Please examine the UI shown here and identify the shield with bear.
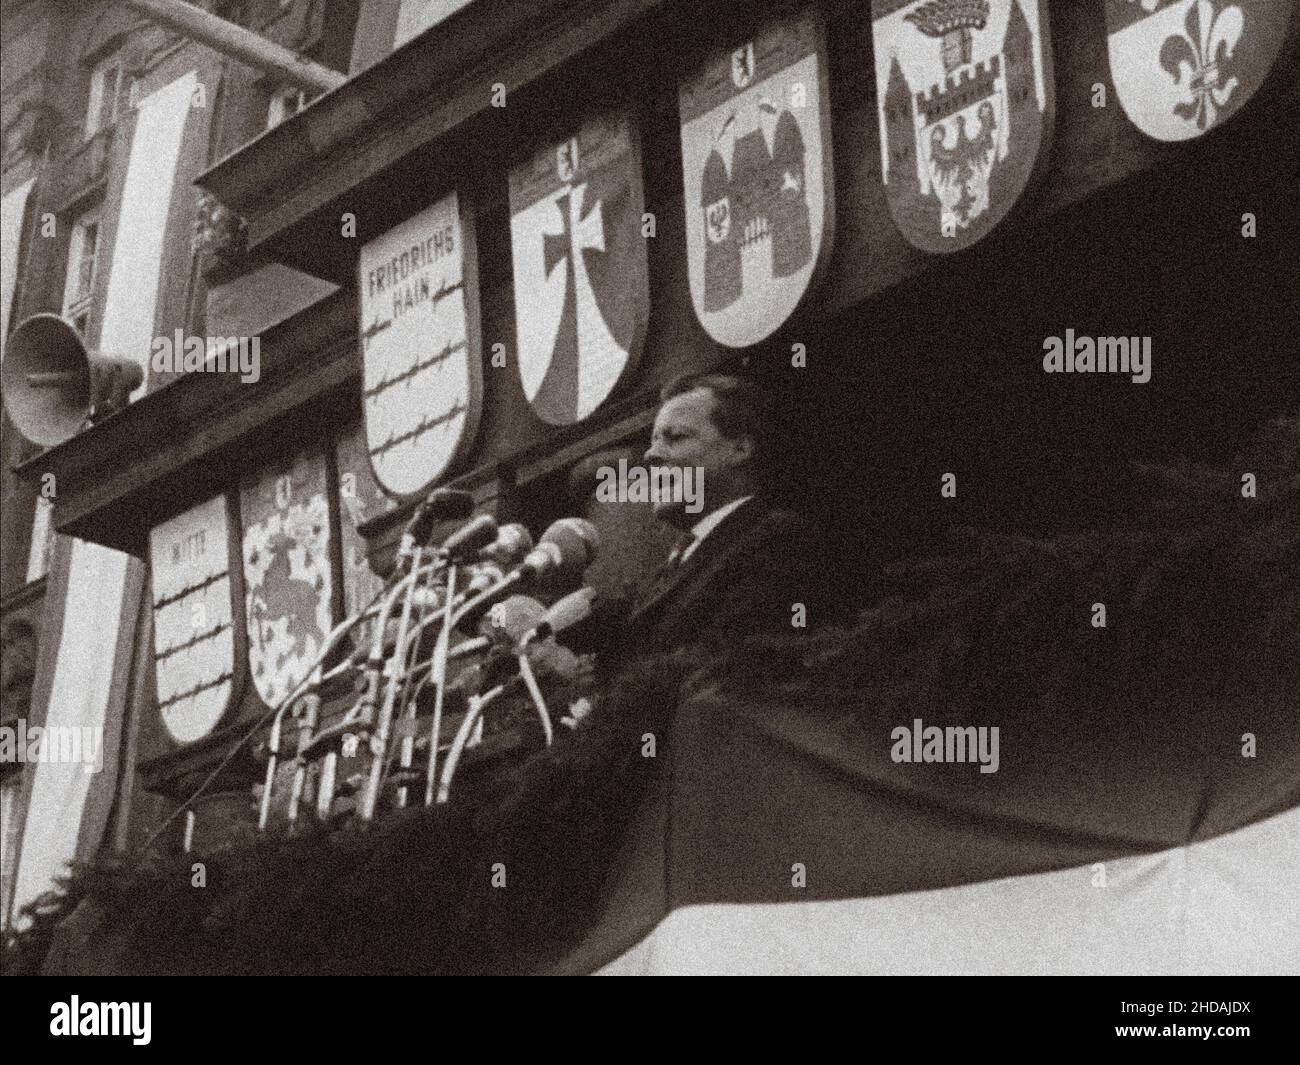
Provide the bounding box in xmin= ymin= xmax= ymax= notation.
xmin=240 ymin=449 xmax=334 ymax=708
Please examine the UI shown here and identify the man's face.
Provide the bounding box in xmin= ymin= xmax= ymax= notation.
xmin=644 ymin=387 xmax=750 ymax=524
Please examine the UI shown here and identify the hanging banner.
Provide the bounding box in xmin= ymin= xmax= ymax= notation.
xmin=509 ymin=110 xmax=648 ymax=425
xmin=679 ymin=7 xmax=834 ymax=348
xmin=358 ymin=192 xmax=483 ymax=498
xmin=872 ymin=0 xmax=1054 ymax=254
xmin=1106 ymin=0 xmax=1292 ymax=141
xmin=149 ymin=496 xmax=237 ymax=744
xmin=240 ymin=450 xmax=334 ymax=708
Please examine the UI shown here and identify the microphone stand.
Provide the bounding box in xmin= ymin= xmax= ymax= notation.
xmin=514 ymin=633 xmax=554 ymax=747
xmin=437 ymin=681 xmax=509 ymax=804
xmin=422 ymin=562 xmax=463 ymax=806
xmin=396 ymin=560 xmax=453 ymax=807
xmin=257 ymin=600 xmax=384 ymax=831
xmin=358 ymin=544 xmax=428 ymax=822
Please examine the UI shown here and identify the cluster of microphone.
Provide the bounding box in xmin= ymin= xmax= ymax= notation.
xmin=395 ymin=487 xmax=600 ymax=634
xmin=258 ymin=487 xmax=602 ymax=830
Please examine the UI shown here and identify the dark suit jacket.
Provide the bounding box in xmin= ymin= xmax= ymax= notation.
xmin=571 ymin=499 xmax=842 ymax=668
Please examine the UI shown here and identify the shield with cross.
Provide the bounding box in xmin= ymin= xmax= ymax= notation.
xmin=678 ymin=7 xmax=835 ymax=347
xmin=1105 ymin=0 xmax=1292 ymax=142
xmin=872 ymin=0 xmax=1054 ymax=254
xmin=508 ymin=110 xmax=648 ymax=425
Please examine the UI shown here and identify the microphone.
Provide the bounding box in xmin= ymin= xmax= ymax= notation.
xmin=454 ymin=518 xmax=600 ymax=624
xmin=521 ymin=587 xmax=596 ymax=645
xmin=477 ymin=522 xmax=534 ymax=568
xmin=516 ymin=518 xmax=599 ymax=585
xmin=437 ymin=514 xmax=498 ymax=561
xmin=482 ymin=594 xmax=547 ymax=643
xmin=397 ymin=488 xmax=474 ymax=563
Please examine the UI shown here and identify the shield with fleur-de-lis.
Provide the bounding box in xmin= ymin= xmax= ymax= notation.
xmin=1106 ymin=0 xmax=1292 ymax=141
xmin=872 ymin=0 xmax=1054 ymax=254
xmin=680 ymin=6 xmax=835 ymax=346
xmin=149 ymin=495 xmax=240 ymax=745
xmin=359 ymin=192 xmax=483 ymax=497
xmin=240 ymin=450 xmax=335 ymax=708
xmin=508 ymin=110 xmax=648 ymax=424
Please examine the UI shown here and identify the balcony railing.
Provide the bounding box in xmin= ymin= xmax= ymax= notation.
xmin=48 ymin=124 xmax=116 ymax=214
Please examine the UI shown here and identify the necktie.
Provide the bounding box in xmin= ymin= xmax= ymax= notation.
xmin=643 ymin=532 xmax=696 ymax=601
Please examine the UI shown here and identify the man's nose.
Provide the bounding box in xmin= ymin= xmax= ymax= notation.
xmin=644 ymin=443 xmax=663 ymax=464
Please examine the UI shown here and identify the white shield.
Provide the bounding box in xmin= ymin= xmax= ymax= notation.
xmin=872 ymin=0 xmax=1053 ymax=254
xmin=241 ymin=450 xmax=334 ymax=708
xmin=359 ymin=192 xmax=483 ymax=497
xmin=149 ymin=495 xmax=236 ymax=744
xmin=680 ymin=8 xmax=834 ymax=347
xmin=1106 ymin=0 xmax=1292 ymax=141
xmin=509 ymin=110 xmax=648 ymax=425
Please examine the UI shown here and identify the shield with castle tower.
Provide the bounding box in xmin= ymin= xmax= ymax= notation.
xmin=678 ymin=6 xmax=835 ymax=347
xmin=872 ymin=0 xmax=1054 ymax=254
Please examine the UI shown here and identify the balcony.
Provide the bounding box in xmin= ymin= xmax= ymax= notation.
xmin=48 ymin=124 xmax=115 ymax=214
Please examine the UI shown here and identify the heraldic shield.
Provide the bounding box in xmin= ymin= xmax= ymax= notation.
xmin=240 ymin=450 xmax=334 ymax=709
xmin=872 ymin=0 xmax=1055 ymax=254
xmin=679 ymin=6 xmax=835 ymax=348
xmin=508 ymin=111 xmax=648 ymax=425
xmin=149 ymin=495 xmax=238 ymax=745
xmin=359 ymin=192 xmax=483 ymax=498
xmin=1106 ymin=0 xmax=1293 ymax=142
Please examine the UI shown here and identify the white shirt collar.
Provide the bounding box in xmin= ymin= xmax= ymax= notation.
xmin=680 ymin=495 xmax=754 ymax=562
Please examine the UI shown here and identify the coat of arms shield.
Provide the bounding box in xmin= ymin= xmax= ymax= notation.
xmin=1106 ymin=0 xmax=1293 ymax=141
xmin=872 ymin=0 xmax=1054 ymax=253
xmin=149 ymin=495 xmax=238 ymax=744
xmin=240 ymin=450 xmax=335 ymax=708
xmin=508 ymin=111 xmax=648 ymax=425
xmin=359 ymin=192 xmax=483 ymax=497
xmin=679 ymin=7 xmax=835 ymax=348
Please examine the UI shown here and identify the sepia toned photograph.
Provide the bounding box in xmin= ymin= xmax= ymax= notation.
xmin=0 ymin=0 xmax=1296 ymax=1006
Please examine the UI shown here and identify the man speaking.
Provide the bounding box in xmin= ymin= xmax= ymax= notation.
xmin=574 ymin=372 xmax=841 ymax=666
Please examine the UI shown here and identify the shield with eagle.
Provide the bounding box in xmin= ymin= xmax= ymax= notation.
xmin=240 ymin=450 xmax=335 ymax=708
xmin=359 ymin=192 xmax=483 ymax=498
xmin=149 ymin=495 xmax=238 ymax=745
xmin=508 ymin=111 xmax=648 ymax=425
xmin=1106 ymin=0 xmax=1292 ymax=142
xmin=679 ymin=7 xmax=835 ymax=348
xmin=872 ymin=0 xmax=1054 ymax=254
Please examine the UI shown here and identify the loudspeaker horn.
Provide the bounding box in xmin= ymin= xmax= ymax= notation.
xmin=1 ymin=313 xmax=143 ymax=447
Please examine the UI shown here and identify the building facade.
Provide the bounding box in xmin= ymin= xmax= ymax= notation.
xmin=2 ymin=0 xmax=1297 ymax=943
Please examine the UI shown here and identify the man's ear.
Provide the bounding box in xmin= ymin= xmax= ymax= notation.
xmin=730 ymin=433 xmax=755 ymax=466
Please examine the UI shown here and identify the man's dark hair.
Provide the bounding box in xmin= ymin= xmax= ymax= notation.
xmin=658 ymin=373 xmax=768 ymax=470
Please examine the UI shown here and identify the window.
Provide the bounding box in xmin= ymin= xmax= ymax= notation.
xmin=266 ymin=85 xmax=307 ymax=130
xmin=85 ymin=55 xmax=132 ymax=140
xmin=61 ymin=208 xmax=101 ymax=338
